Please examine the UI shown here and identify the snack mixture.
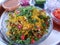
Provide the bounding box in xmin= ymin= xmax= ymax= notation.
xmin=6 ymin=6 xmax=50 ymax=45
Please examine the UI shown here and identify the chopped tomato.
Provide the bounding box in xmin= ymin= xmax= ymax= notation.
xmin=21 ymin=35 xmax=25 ymax=40
xmin=31 ymin=39 xmax=35 ymax=44
xmin=53 ymin=8 xmax=60 ymax=19
xmin=37 ymin=34 xmax=41 ymax=38
xmin=46 ymin=22 xmax=48 ymax=25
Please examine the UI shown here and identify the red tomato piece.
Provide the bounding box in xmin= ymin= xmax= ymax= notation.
xmin=37 ymin=34 xmax=41 ymax=38
xmin=46 ymin=22 xmax=48 ymax=25
xmin=31 ymin=39 xmax=35 ymax=44
xmin=21 ymin=35 xmax=25 ymax=40
xmin=53 ymin=8 xmax=60 ymax=19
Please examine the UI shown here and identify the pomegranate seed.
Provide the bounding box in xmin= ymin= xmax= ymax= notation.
xmin=17 ymin=24 xmax=22 ymax=29
xmin=31 ymin=39 xmax=35 ymax=44
xmin=37 ymin=34 xmax=41 ymax=38
xmin=21 ymin=35 xmax=25 ymax=40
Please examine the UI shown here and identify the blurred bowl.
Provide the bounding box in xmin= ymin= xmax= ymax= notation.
xmin=51 ymin=8 xmax=60 ymax=25
xmin=2 ymin=0 xmax=20 ymax=11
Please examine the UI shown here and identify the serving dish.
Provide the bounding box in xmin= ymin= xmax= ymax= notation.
xmin=1 ymin=6 xmax=53 ymax=45
xmin=51 ymin=8 xmax=60 ymax=25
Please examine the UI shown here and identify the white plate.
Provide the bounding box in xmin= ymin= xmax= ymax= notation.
xmin=0 ymin=41 xmax=6 ymax=45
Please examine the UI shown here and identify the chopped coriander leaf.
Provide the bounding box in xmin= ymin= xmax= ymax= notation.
xmin=16 ymin=40 xmax=23 ymax=44
xmin=34 ymin=37 xmax=39 ymax=41
xmin=5 ymin=20 xmax=9 ymax=22
xmin=32 ymin=19 xmax=38 ymax=23
xmin=45 ymin=29 xmax=48 ymax=33
xmin=24 ymin=38 xmax=30 ymax=45
xmin=38 ymin=15 xmax=46 ymax=19
xmin=42 ymin=23 xmax=46 ymax=27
